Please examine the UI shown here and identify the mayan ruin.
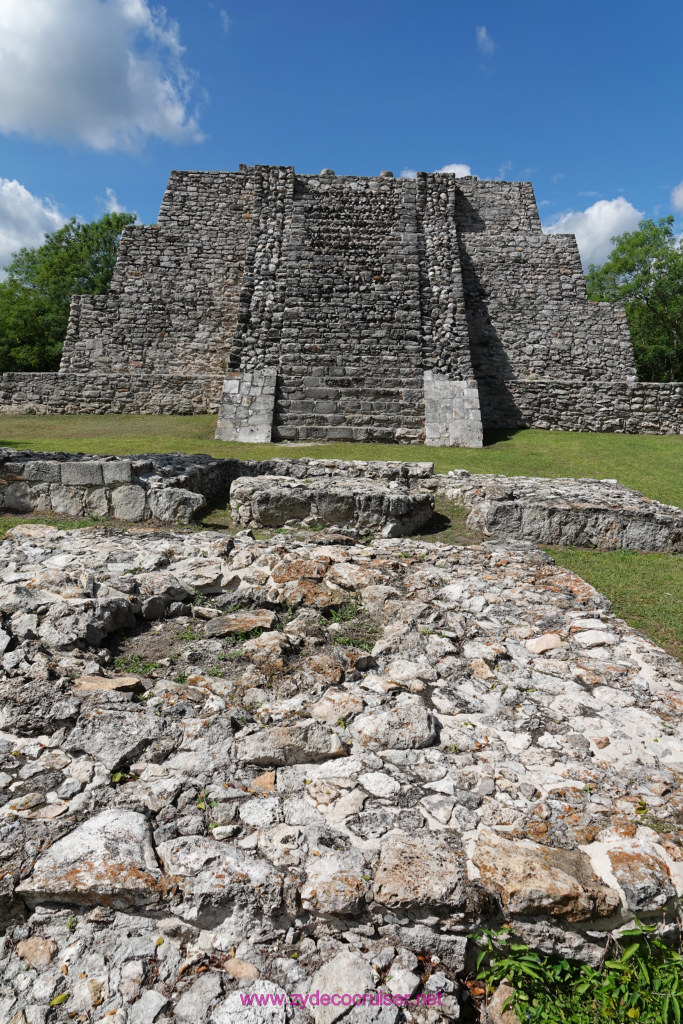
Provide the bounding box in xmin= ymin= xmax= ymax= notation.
xmin=2 ymin=165 xmax=681 ymax=442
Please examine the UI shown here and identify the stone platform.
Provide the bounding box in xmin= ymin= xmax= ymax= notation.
xmin=439 ymin=470 xmax=683 ymax=553
xmin=0 ymin=524 xmax=681 ymax=1020
xmin=230 ymin=475 xmax=434 ymax=537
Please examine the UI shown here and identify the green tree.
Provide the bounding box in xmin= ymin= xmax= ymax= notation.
xmin=586 ymin=215 xmax=683 ymax=381
xmin=0 ymin=212 xmax=136 ymax=373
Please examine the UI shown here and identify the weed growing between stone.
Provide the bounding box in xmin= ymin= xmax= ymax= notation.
xmin=474 ymin=923 xmax=683 ymax=1023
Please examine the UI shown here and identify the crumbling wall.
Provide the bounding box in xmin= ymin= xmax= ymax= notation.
xmin=59 ymin=169 xmax=253 ymax=376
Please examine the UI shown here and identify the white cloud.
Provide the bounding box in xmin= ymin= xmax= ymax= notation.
xmin=476 ymin=25 xmax=495 ymax=55
xmin=544 ymin=196 xmax=643 ymax=267
xmin=671 ymin=181 xmax=683 ymax=214
xmin=220 ymin=10 xmax=231 ymax=32
xmin=102 ymin=188 xmax=127 ymax=214
xmin=0 ymin=0 xmax=204 ymax=152
xmin=0 ymin=178 xmax=66 ymax=276
xmin=436 ymin=163 xmax=471 ymax=177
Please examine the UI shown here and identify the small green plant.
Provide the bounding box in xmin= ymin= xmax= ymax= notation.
xmin=174 ymin=671 xmax=188 ymax=685
xmin=114 ymin=653 xmax=159 ymax=677
xmin=66 ymin=914 xmax=75 ymax=932
xmin=327 ymin=602 xmax=360 ymax=624
xmin=122 ymin=566 xmax=144 ymax=575
xmin=474 ymin=922 xmax=683 ymax=1023
xmin=196 ymin=791 xmax=217 ymax=811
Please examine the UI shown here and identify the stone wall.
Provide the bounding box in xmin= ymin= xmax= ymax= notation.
xmin=2 ymin=164 xmax=678 ymax=443
xmin=480 ymin=379 xmax=683 ymax=435
xmin=0 ymin=450 xmax=435 ymax=525
xmin=59 ymin=169 xmax=253 ymax=376
xmin=0 ymin=373 xmax=223 ymax=414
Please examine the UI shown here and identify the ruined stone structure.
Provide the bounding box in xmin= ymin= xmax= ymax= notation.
xmin=1 ymin=165 xmax=681 ymax=442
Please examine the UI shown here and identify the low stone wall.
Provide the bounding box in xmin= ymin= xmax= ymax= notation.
xmin=230 ymin=475 xmax=434 ymax=536
xmin=2 ymin=449 xmax=682 ymax=549
xmin=0 ymin=373 xmax=223 ymax=414
xmin=0 ymin=451 xmax=435 ymax=526
xmin=439 ymin=470 xmax=683 ymax=553
xmin=481 ymin=379 xmax=683 ymax=435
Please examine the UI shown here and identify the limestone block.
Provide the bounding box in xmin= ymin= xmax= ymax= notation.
xmin=49 ymin=483 xmax=85 ymax=516
xmin=424 ymin=371 xmax=484 ymax=447
xmin=103 ymin=460 xmax=133 ymax=485
xmin=215 ymin=369 xmax=277 ymax=443
xmin=2 ymin=481 xmax=50 ymax=513
xmin=149 ymin=486 xmax=205 ymax=523
xmin=17 ymin=809 xmax=161 ymax=908
xmin=61 ymin=461 xmax=104 ymax=485
xmin=84 ymin=486 xmax=110 ymax=516
xmin=111 ymin=484 xmax=147 ymax=521
xmin=23 ymin=460 xmax=61 ymax=483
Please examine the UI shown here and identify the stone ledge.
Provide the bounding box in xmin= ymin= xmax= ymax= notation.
xmin=229 ymin=475 xmax=434 ymax=536
xmin=439 ymin=470 xmax=683 ymax=553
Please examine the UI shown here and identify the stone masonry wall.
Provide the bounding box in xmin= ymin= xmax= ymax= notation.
xmin=480 ymin=380 xmax=683 ymax=434
xmin=59 ymin=169 xmax=253 ymax=376
xmin=0 ymin=373 xmax=223 ymax=414
xmin=3 ymin=165 xmax=675 ymax=442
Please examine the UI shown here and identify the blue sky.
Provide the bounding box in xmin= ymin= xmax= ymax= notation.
xmin=0 ymin=0 xmax=681 ymax=271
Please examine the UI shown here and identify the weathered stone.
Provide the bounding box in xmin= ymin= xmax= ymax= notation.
xmin=526 ymin=633 xmax=563 ymax=654
xmin=111 ymin=484 xmax=147 ymax=521
xmin=155 ymin=835 xmax=282 ymax=920
xmin=472 ymin=829 xmax=620 ymax=922
xmin=235 ymin=720 xmax=347 ymax=766
xmin=211 ymin=982 xmax=287 ymax=1024
xmin=17 ymin=809 xmax=160 ymax=908
xmin=351 ymin=700 xmax=437 ymax=750
xmin=64 ymin=709 xmax=164 ymax=769
xmin=15 ymin=937 xmax=57 ymax=967
xmin=308 ymin=951 xmax=375 ymax=1024
xmin=485 ymin=984 xmax=520 ymax=1024
xmin=374 ymin=831 xmax=465 ymax=908
xmin=606 ymin=845 xmax=677 ymax=911
xmin=301 ymin=849 xmax=368 ymax=913
xmin=205 ymin=609 xmax=276 ymax=637
xmin=225 ymin=958 xmax=260 ymax=980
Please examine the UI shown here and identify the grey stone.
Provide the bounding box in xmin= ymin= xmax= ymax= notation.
xmin=111 ymin=484 xmax=147 ymax=520
xmin=61 ymin=461 xmax=104 ymax=486
xmin=103 ymin=461 xmax=133 ymax=485
xmin=23 ymin=461 xmax=61 ymax=483
xmin=17 ymin=809 xmax=160 ymax=908
xmin=235 ymin=720 xmax=347 ymax=767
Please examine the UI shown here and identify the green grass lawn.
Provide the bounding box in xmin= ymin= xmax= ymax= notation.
xmin=0 ymin=414 xmax=681 ymax=507
xmin=547 ymin=548 xmax=683 ymax=661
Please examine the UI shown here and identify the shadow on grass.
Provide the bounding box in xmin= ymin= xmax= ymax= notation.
xmin=482 ymin=427 xmax=524 ymax=447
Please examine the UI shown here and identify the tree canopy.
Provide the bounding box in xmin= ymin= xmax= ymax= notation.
xmin=0 ymin=212 xmax=136 ymax=373
xmin=586 ymin=215 xmax=683 ymax=382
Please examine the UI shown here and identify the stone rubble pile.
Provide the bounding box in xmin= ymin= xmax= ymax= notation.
xmin=0 ymin=522 xmax=681 ymax=1022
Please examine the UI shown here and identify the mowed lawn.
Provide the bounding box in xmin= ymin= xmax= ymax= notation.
xmin=0 ymin=414 xmax=681 ymax=659
xmin=1 ymin=413 xmax=682 ymax=507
